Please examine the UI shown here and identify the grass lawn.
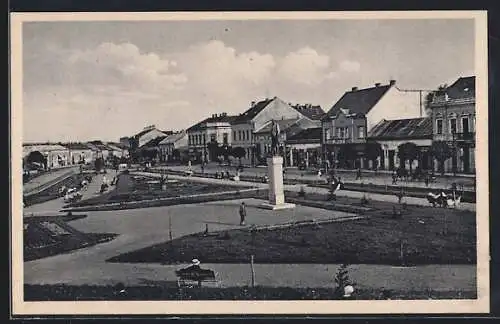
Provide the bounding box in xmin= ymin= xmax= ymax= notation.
xmin=108 ymin=199 xmax=476 ymax=266
xmin=24 ymin=284 xmax=476 ymax=301
xmin=70 ymin=173 xmax=253 ymax=207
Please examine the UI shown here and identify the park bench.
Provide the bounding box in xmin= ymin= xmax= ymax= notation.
xmin=175 ymin=268 xmax=219 ymax=288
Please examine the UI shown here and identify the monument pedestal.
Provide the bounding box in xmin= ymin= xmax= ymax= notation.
xmin=261 ymin=156 xmax=296 ymax=210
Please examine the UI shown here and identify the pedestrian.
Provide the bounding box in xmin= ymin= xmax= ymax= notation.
xmin=424 ymin=174 xmax=429 ymax=187
xmin=356 ymin=168 xmax=362 ymax=180
xmin=239 ymin=202 xmax=247 ymax=226
xmin=392 ymin=171 xmax=397 ymax=185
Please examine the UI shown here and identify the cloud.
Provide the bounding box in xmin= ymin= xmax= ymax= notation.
xmin=339 ymin=60 xmax=361 ymax=73
xmin=278 ymin=47 xmax=332 ymax=85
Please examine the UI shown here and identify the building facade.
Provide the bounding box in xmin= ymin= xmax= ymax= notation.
xmin=367 ymin=117 xmax=433 ymax=171
xmin=23 ymin=143 xmax=71 ymax=169
xmin=62 ymin=143 xmax=94 ymax=165
xmin=322 ymin=80 xmax=423 ymax=169
xmin=158 ymin=130 xmax=188 ymax=162
xmin=429 ymin=76 xmax=476 ymax=174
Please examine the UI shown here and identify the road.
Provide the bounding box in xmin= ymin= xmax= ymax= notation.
xmin=23 ymin=171 xmax=476 ymax=293
xmin=161 ymin=163 xmax=476 ymax=191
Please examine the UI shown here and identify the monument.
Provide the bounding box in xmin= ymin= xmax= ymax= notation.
xmin=261 ymin=120 xmax=296 ymax=210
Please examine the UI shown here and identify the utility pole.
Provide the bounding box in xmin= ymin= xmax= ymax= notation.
xmin=395 ymin=87 xmax=435 ymax=117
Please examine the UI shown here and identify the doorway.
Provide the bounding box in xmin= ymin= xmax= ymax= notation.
xmin=388 ymin=150 xmax=395 ymax=171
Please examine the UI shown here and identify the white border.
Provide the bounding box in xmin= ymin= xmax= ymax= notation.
xmin=10 ymin=10 xmax=489 ymax=315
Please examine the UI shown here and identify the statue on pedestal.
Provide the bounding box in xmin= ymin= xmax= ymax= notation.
xmin=270 ymin=120 xmax=281 ymax=156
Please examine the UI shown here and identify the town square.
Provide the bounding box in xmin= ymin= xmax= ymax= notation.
xmin=15 ymin=12 xmax=488 ymax=309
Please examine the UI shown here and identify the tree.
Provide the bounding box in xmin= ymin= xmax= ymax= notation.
xmin=94 ymin=157 xmax=104 ymax=171
xmin=26 ymin=151 xmax=47 ymax=170
xmin=425 ymin=84 xmax=448 ymax=114
xmin=397 ymin=142 xmax=420 ymax=174
xmin=364 ymin=142 xmax=383 ymax=169
xmin=430 ymin=140 xmax=452 ymax=175
xmin=231 ymin=146 xmax=246 ymax=166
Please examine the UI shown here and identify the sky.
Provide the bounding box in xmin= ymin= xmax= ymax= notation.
xmin=21 ymin=18 xmax=475 ymax=143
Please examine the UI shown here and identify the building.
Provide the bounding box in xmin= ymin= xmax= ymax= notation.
xmin=429 ymin=76 xmax=476 ymax=174
xmin=62 ymin=143 xmax=94 ymax=165
xmin=285 ymin=127 xmax=323 ymax=168
xmin=105 ymin=143 xmax=129 ymax=159
xmin=230 ymin=97 xmax=320 ymax=165
xmin=158 ymin=130 xmax=188 ymax=162
xmin=22 ymin=143 xmax=71 ymax=169
xmin=322 ymin=80 xmax=423 ymax=169
xmin=253 ymin=118 xmax=300 ymax=164
xmin=367 ymin=117 xmax=433 ymax=171
xmin=186 ymin=113 xmax=237 ymax=163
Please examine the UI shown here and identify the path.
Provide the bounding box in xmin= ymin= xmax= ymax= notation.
xmin=132 ymin=171 xmax=476 ymax=212
xmin=162 ymin=164 xmax=476 ymax=191
xmin=23 ymin=166 xmax=79 ymax=195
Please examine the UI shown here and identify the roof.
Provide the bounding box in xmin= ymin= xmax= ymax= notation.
xmin=254 ymin=118 xmax=300 ymax=135
xmin=159 ymin=131 xmax=187 ymax=145
xmin=232 ymin=98 xmax=274 ymax=124
xmin=445 ymin=76 xmax=475 ymax=100
xmin=61 ymin=143 xmax=92 ymax=150
xmin=143 ymin=136 xmax=168 ymax=148
xmin=187 ymin=114 xmax=238 ymax=132
xmin=133 ymin=127 xmax=161 ymax=139
xmin=323 ymin=84 xmax=392 ymax=120
xmin=291 ymin=105 xmax=325 ymax=120
xmin=367 ymin=117 xmax=433 ymax=140
xmin=106 ymin=143 xmax=127 ymax=151
xmin=286 ymin=127 xmax=322 ymax=143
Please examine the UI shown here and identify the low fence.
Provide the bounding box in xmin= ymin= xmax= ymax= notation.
xmin=63 ymin=188 xmax=268 ymax=212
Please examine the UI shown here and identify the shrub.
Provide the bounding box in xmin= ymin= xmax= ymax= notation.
xmin=334 ymin=264 xmax=352 ymax=298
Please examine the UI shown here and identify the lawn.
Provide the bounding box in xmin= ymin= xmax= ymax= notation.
xmin=24 ymin=284 xmax=477 ymax=301
xmin=108 ymin=201 xmax=476 ymax=266
xmin=69 ymin=173 xmax=254 ymax=207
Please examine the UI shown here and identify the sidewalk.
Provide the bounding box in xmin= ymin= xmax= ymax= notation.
xmin=23 ymin=166 xmax=79 ymax=195
xmin=162 ymin=164 xmax=475 ymax=191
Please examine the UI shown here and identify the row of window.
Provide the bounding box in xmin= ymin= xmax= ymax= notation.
xmin=189 ymin=133 xmax=229 ymax=146
xmin=435 ymin=116 xmax=475 ymax=135
xmin=324 ymin=126 xmax=365 ymax=141
xmin=233 ymin=129 xmax=254 ymax=142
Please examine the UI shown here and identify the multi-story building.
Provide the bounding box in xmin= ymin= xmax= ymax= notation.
xmin=62 ymin=143 xmax=95 ymax=165
xmin=22 ymin=143 xmax=71 ymax=169
xmin=429 ymin=76 xmax=476 ymax=174
xmin=186 ymin=113 xmax=236 ymax=163
xmin=322 ymin=80 xmax=422 ymax=169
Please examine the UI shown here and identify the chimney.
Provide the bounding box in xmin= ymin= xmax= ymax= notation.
xmin=389 ymin=80 xmax=396 ymax=86
xmin=375 ymin=83 xmax=381 ymax=87
xmin=352 ymin=87 xmax=358 ymax=91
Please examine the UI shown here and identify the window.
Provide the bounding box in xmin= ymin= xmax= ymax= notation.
xmin=358 ymin=126 xmax=365 ymax=139
xmin=462 ymin=117 xmax=469 ymax=134
xmin=246 ymin=130 xmax=250 ymax=141
xmin=449 ymin=118 xmax=457 ymax=134
xmin=223 ymin=133 xmax=228 ymax=144
xmin=324 ymin=129 xmax=330 ymax=142
xmin=203 ymin=134 xmax=206 ymax=144
xmin=233 ymin=131 xmax=236 ymax=141
xmin=210 ymin=134 xmax=216 ymax=142
xmin=338 ymin=127 xmax=345 ymax=139
xmin=436 ymin=119 xmax=443 ymax=135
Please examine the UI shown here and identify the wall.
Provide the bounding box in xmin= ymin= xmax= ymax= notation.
xmin=322 ymin=113 xmax=366 ymax=144
xmin=252 ymin=97 xmax=303 ymax=131
xmin=366 ymin=86 xmax=423 ymax=132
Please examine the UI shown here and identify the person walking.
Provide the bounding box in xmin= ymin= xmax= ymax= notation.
xmin=239 ymin=201 xmax=247 ymax=226
xmin=356 ymin=168 xmax=362 ymax=180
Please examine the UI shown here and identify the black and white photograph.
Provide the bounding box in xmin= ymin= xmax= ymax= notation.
xmin=10 ymin=11 xmax=489 ymax=315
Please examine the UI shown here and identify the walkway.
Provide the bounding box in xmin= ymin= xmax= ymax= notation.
xmin=23 ymin=166 xmax=79 ymax=195
xmin=132 ymin=171 xmax=476 ymax=212
xmin=24 ymin=196 xmax=475 ymax=292
xmin=162 ymin=164 xmax=476 ymax=191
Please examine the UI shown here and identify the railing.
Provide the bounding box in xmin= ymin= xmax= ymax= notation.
xmin=454 ymin=132 xmax=475 ymax=141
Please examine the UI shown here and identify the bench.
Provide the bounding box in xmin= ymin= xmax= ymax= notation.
xmin=175 ymin=269 xmax=219 ymax=288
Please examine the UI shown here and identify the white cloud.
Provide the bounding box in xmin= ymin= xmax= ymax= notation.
xmin=339 ymin=60 xmax=361 ymax=73
xmin=278 ymin=47 xmax=332 ymax=85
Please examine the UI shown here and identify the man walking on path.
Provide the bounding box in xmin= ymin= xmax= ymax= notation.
xmin=239 ymin=202 xmax=247 ymax=226
xmin=356 ymin=168 xmax=362 ymax=180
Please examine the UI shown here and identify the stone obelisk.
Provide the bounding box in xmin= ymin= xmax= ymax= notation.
xmin=261 ymin=120 xmax=296 ymax=210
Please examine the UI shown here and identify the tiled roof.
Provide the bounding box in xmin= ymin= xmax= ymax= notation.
xmin=254 ymin=118 xmax=300 ymax=135
xmin=367 ymin=117 xmax=433 ymax=140
xmin=144 ymin=136 xmax=168 ymax=147
xmin=323 ymin=84 xmax=392 ymax=120
xmin=232 ymin=98 xmax=274 ymax=124
xmin=445 ymin=76 xmax=475 ymax=100
xmin=159 ymin=131 xmax=187 ymax=145
xmin=291 ymin=105 xmax=325 ymax=120
xmin=61 ymin=143 xmax=92 ymax=150
xmin=286 ymin=127 xmax=322 ymax=143
xmin=187 ymin=114 xmax=238 ymax=132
